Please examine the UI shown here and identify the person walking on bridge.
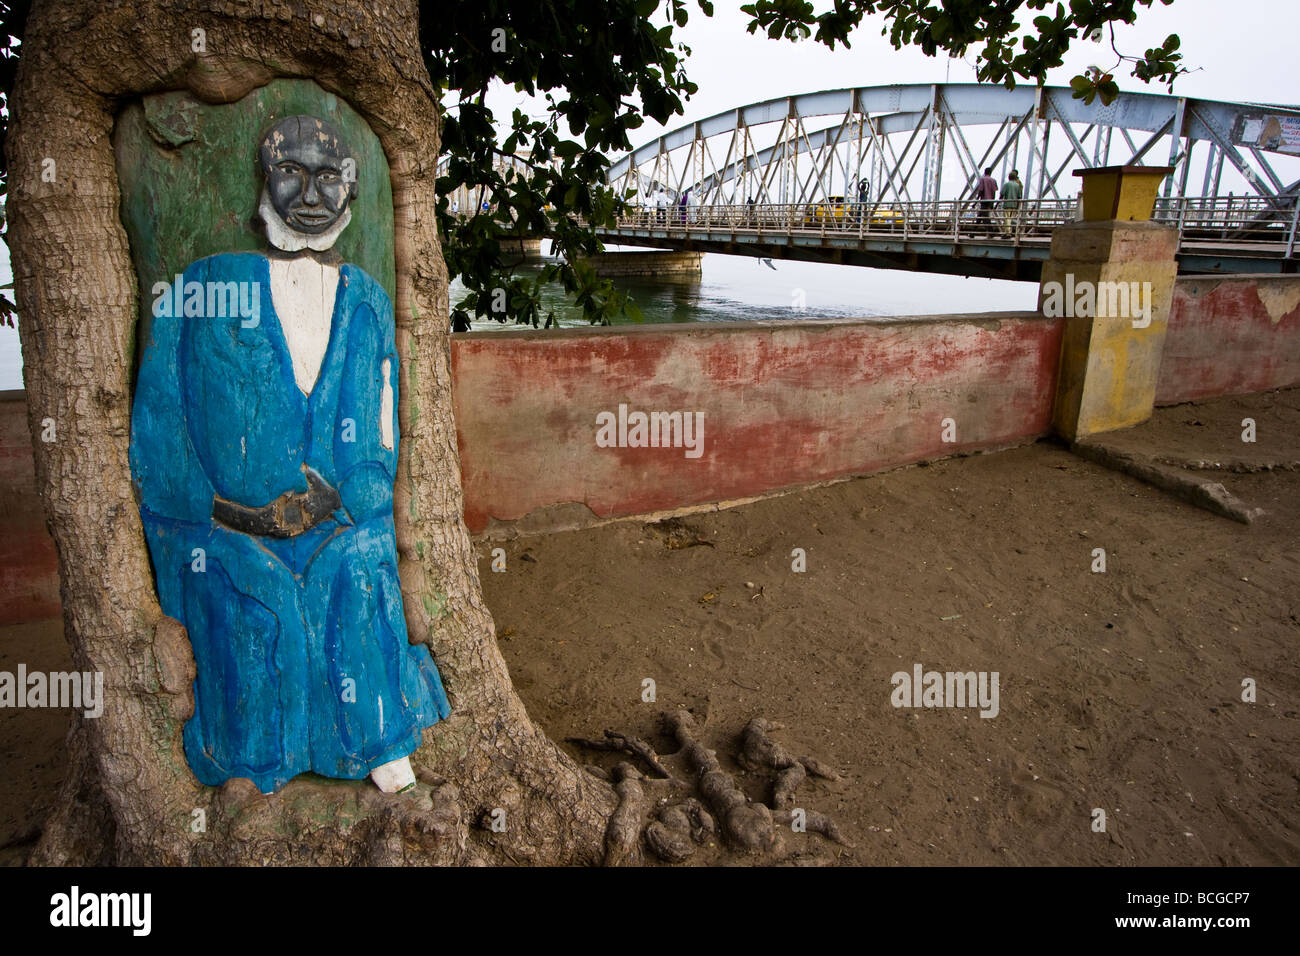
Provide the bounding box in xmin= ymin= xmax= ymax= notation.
xmin=975 ymin=167 xmax=998 ymax=234
xmin=1000 ymin=169 xmax=1023 ymax=237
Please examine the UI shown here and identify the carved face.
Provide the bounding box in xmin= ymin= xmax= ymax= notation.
xmin=259 ymin=116 xmax=357 ymax=235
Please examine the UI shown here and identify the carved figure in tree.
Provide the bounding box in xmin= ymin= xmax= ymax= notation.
xmin=130 ymin=115 xmax=450 ymax=795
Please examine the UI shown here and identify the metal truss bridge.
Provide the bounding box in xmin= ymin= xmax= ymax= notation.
xmin=594 ymin=83 xmax=1300 ymax=279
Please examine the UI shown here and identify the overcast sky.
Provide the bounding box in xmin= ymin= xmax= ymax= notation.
xmin=486 ymin=0 xmax=1298 ymax=137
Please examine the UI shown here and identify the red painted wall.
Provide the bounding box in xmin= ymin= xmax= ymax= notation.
xmin=0 ymin=397 xmax=61 ymax=624
xmin=1156 ymin=276 xmax=1300 ymax=406
xmin=452 ymin=313 xmax=1063 ymax=533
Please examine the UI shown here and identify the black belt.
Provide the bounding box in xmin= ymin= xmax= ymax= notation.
xmin=212 ymin=466 xmax=342 ymax=538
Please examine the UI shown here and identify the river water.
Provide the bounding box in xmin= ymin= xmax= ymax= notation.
xmin=458 ymin=249 xmax=1035 ymax=330
xmin=0 ymin=251 xmax=1036 ymax=390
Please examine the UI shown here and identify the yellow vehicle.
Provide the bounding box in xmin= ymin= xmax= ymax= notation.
xmin=804 ymin=197 xmax=905 ymax=228
xmin=804 ymin=195 xmax=850 ymax=225
xmin=866 ymin=207 xmax=904 ymax=227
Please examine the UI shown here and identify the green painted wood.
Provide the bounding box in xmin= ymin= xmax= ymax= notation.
xmin=116 ymin=78 xmax=395 ymax=357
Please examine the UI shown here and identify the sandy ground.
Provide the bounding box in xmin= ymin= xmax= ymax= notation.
xmin=2 ymin=388 xmax=1297 ymax=865
xmin=0 ymin=619 xmax=68 ymax=866
xmin=478 ymin=387 xmax=1300 ymax=865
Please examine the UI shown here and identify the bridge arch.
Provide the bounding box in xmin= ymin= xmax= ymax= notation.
xmin=607 ymin=83 xmax=1300 ymax=212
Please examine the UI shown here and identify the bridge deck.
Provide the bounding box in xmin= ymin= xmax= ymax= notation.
xmin=593 ymin=202 xmax=1294 ymax=280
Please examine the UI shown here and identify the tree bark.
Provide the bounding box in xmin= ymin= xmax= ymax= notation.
xmin=6 ymin=0 xmax=613 ymax=865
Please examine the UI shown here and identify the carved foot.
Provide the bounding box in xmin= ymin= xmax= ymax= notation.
xmin=370 ymin=756 xmax=417 ymax=793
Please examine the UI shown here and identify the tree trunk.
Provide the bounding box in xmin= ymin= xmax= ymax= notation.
xmin=6 ymin=0 xmax=613 ymax=865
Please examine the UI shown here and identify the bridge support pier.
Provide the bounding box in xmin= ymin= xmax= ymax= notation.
xmin=500 ymin=237 xmax=546 ymax=258
xmin=1040 ymin=220 xmax=1179 ymax=440
xmin=582 ymin=251 xmax=703 ymax=278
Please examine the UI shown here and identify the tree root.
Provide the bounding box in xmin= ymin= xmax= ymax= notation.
xmin=772 ymin=808 xmax=852 ymax=847
xmin=664 ymin=709 xmax=776 ymax=853
xmin=583 ymin=710 xmax=851 ymax=864
xmin=644 ymin=796 xmax=716 ymax=862
xmin=738 ymin=717 xmax=840 ymax=809
xmin=567 ymin=729 xmax=683 ymax=785
xmin=740 ymin=717 xmax=851 ymax=847
xmin=678 ymin=797 xmax=716 ymax=844
xmin=644 ymin=820 xmax=692 ymax=862
xmin=603 ymin=762 xmax=648 ymax=866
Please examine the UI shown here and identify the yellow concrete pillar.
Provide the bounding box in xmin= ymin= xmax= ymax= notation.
xmin=1040 ymin=220 xmax=1179 ymax=441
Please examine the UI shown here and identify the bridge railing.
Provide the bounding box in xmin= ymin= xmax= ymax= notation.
xmin=599 ymin=196 xmax=1297 ymax=252
xmin=610 ymin=199 xmax=1078 ymax=242
xmin=1152 ymin=196 xmax=1296 ymax=246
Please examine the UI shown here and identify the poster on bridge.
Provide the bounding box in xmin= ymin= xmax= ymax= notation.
xmin=1232 ymin=112 xmax=1300 ymax=155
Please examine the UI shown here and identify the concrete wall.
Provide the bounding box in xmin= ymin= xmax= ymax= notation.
xmin=453 ymin=313 xmax=1063 ymax=534
xmin=0 ymin=394 xmax=60 ymax=624
xmin=1157 ymin=275 xmax=1300 ymax=405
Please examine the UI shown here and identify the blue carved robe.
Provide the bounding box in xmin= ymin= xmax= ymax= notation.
xmin=129 ymin=252 xmax=450 ymax=794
